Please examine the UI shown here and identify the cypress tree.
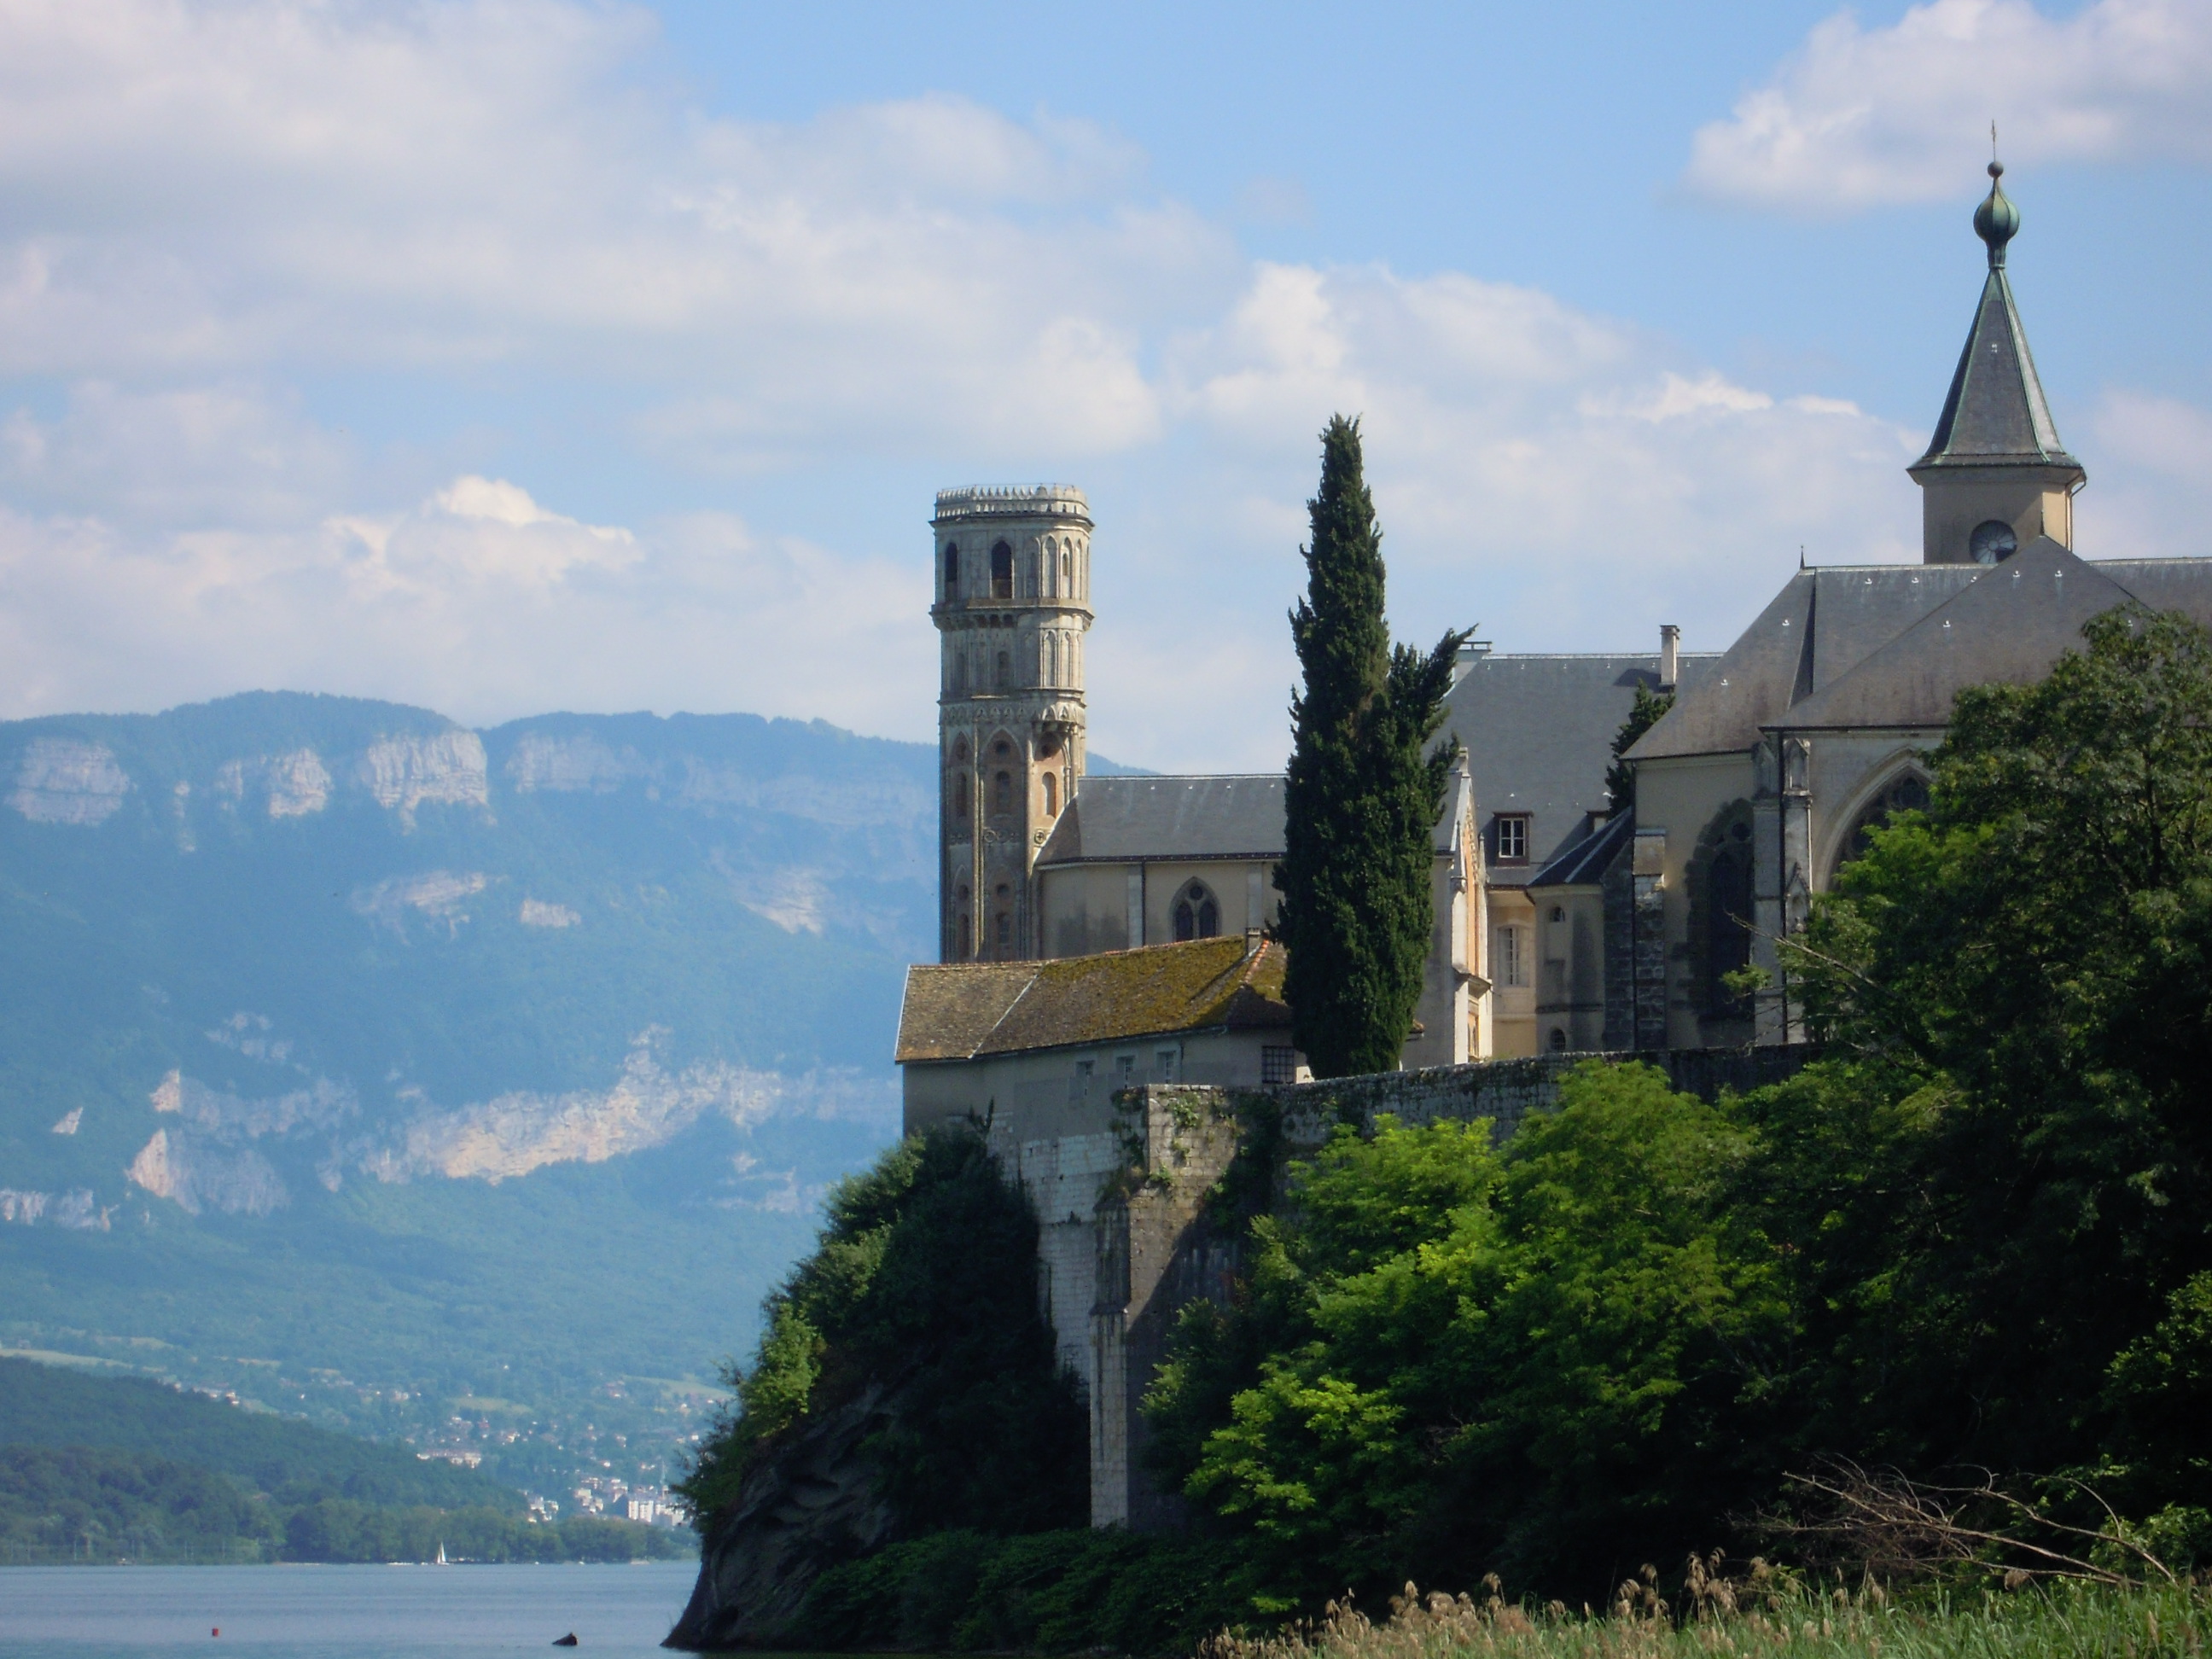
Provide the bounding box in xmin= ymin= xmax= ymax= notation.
xmin=1274 ymin=416 xmax=1468 ymax=1079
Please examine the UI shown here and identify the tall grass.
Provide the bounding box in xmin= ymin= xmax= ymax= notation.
xmin=1202 ymin=1570 xmax=2212 ymax=1659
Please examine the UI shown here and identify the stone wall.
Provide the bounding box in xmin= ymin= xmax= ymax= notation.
xmin=1272 ymin=1043 xmax=1819 ymax=1147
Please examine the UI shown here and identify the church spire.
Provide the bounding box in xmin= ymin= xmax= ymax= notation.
xmin=1908 ymin=159 xmax=2086 ymax=563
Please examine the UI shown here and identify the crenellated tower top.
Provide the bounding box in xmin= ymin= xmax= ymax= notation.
xmin=934 ymin=484 xmax=1091 ymax=523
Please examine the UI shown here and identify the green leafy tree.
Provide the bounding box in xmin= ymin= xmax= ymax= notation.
xmin=1157 ymin=1063 xmax=1787 ymax=1601
xmin=1274 ymin=416 xmax=1469 ymax=1078
xmin=1604 ymin=684 xmax=1674 ymax=817
xmin=1762 ymin=604 xmax=2212 ymax=1483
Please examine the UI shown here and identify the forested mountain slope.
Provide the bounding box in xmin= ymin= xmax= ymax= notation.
xmin=0 ymin=691 xmax=1112 ymax=1496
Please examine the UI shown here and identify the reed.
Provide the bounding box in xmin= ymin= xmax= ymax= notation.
xmin=1200 ymin=1562 xmax=2212 ymax=1659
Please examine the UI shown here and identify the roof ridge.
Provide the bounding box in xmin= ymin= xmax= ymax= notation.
xmin=1770 ymin=538 xmax=2130 ymax=731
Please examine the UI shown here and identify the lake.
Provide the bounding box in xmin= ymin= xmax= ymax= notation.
xmin=0 ymin=1563 xmax=703 ymax=1658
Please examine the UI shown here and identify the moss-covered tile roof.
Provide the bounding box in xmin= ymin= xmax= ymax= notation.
xmin=895 ymin=937 xmax=1290 ymax=1063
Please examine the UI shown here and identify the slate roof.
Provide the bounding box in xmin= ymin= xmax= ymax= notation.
xmin=1039 ymin=775 xmax=1284 ymax=864
xmin=1440 ymin=649 xmax=1718 ymax=884
xmin=1780 ymin=540 xmax=2131 ymax=729
xmin=1042 ymin=771 xmax=1466 ymax=865
xmin=1628 ymin=548 xmax=2212 ymax=757
xmin=1913 ymin=265 xmax=2079 ymax=473
xmin=895 ymin=936 xmax=1291 ymax=1063
xmin=1528 ymin=806 xmax=1633 ymax=889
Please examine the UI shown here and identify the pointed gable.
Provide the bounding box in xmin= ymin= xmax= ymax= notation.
xmin=1774 ymin=538 xmax=2136 ymax=731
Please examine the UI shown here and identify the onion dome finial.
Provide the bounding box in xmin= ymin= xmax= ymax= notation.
xmin=1974 ymin=156 xmax=2019 ymax=268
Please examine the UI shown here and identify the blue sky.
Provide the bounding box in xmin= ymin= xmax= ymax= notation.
xmin=3 ymin=0 xmax=2209 ymax=771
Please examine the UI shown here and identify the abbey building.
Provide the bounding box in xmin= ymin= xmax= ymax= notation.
xmin=899 ymin=162 xmax=2212 ymax=1097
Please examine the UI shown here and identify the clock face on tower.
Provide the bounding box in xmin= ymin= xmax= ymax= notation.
xmin=1969 ymin=519 xmax=2018 ymax=565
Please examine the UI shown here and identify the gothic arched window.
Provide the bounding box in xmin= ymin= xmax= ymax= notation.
xmin=1841 ymin=771 xmax=1932 ymax=867
xmin=1047 ymin=633 xmax=1061 ymax=685
xmin=991 ymin=541 xmax=1013 ymax=598
xmin=1173 ymin=881 xmax=1220 ymax=941
xmin=993 ymin=770 xmax=1012 ymax=815
xmin=943 ymin=543 xmax=960 ymax=597
xmin=1061 ymin=548 xmax=1072 ymax=592
xmin=951 ymin=771 xmax=969 ymax=818
xmin=994 ymin=651 xmax=1010 ymax=689
xmin=1041 ymin=771 xmax=1057 ymax=818
xmin=958 ymin=914 xmax=972 ymax=958
xmin=1704 ymin=831 xmax=1754 ymax=1016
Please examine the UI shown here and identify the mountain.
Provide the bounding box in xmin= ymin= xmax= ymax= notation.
xmin=0 ymin=692 xmax=1143 ymax=1498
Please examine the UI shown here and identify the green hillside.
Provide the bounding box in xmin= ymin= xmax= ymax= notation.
xmin=0 ymin=1355 xmax=508 ymax=1508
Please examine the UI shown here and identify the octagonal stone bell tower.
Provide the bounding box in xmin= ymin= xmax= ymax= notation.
xmin=932 ymin=485 xmax=1093 ymax=963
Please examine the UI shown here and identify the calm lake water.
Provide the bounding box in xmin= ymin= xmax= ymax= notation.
xmin=0 ymin=1563 xmax=703 ymax=1658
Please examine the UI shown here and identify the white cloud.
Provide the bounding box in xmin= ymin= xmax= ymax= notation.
xmin=2081 ymin=388 xmax=2212 ymax=556
xmin=1686 ymin=0 xmax=2212 ymax=209
xmin=0 ymin=0 xmax=2174 ymax=777
xmin=1083 ymin=261 xmax=1921 ymax=767
xmin=0 ymin=0 xmax=1225 ymax=459
xmin=0 ymin=436 xmax=931 ymax=734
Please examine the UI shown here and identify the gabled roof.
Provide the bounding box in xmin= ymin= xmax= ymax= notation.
xmin=1627 ymin=566 xmax=1982 ymax=760
xmin=1039 ymin=774 xmax=1284 ymax=864
xmin=1441 ymin=649 xmax=1718 ymax=882
xmin=1625 ymin=546 xmax=2212 ymax=756
xmin=1912 ymin=266 xmax=2078 ymax=474
xmin=895 ymin=936 xmax=1290 ymax=1063
xmin=1776 ymin=538 xmax=2134 ymax=730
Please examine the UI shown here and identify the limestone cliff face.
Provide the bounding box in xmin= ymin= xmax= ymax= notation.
xmin=7 ymin=712 xmax=491 ymax=835
xmin=363 ymin=1033 xmax=790 ymax=1185
xmin=665 ymin=1378 xmax=908 ymax=1651
xmin=125 ymin=1127 xmax=290 ymax=1217
xmin=355 ymin=731 xmax=490 ymax=824
xmin=214 ymin=748 xmax=333 ymax=818
xmin=7 ymin=737 xmax=131 ymax=824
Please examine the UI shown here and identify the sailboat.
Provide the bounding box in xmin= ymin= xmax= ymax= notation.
xmin=434 ymin=1542 xmax=448 ymax=1565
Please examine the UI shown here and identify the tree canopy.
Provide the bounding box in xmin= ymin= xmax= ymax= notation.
xmin=1145 ymin=603 xmax=2212 ymax=1602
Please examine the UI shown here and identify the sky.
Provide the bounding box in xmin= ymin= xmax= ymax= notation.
xmin=3 ymin=0 xmax=2210 ymax=772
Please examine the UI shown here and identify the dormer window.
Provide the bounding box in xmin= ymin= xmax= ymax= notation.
xmin=1495 ymin=814 xmax=1531 ymax=864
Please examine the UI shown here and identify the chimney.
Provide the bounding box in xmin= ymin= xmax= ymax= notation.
xmin=1658 ymin=624 xmax=1680 ymax=691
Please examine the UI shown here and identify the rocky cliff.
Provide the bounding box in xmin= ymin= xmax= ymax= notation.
xmin=665 ymin=1377 xmax=911 ymax=1649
